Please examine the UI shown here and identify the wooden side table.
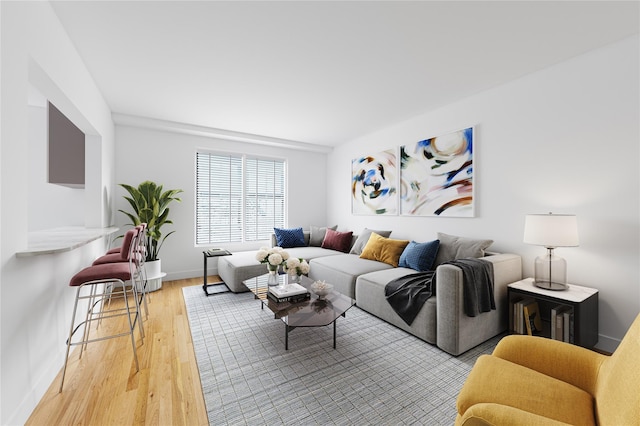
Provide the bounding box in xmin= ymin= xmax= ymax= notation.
xmin=508 ymin=278 xmax=598 ymax=348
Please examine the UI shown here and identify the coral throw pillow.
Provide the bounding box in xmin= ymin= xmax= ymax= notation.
xmin=321 ymin=229 xmax=353 ymax=253
xmin=360 ymin=232 xmax=410 ymax=267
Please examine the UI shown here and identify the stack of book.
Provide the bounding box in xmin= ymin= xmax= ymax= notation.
xmin=551 ymin=305 xmax=574 ymax=343
xmin=203 ymin=248 xmax=232 ymax=257
xmin=512 ymin=298 xmax=542 ymax=336
xmin=267 ymin=283 xmax=310 ymax=303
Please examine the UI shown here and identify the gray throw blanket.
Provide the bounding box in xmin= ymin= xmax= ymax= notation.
xmin=443 ymin=258 xmax=495 ymax=317
xmin=385 ymin=271 xmax=436 ymax=326
xmin=385 ymin=258 xmax=495 ymax=325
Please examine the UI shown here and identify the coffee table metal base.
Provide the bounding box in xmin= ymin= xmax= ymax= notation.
xmin=284 ymin=313 xmax=345 ymax=350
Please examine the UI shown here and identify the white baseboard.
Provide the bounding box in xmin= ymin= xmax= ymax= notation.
xmin=7 ymin=349 xmax=65 ymax=425
xmin=164 ymin=268 xmax=217 ymax=283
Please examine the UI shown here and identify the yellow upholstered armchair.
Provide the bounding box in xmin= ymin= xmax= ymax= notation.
xmin=456 ymin=313 xmax=640 ymax=425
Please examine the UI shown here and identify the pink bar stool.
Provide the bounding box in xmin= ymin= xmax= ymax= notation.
xmin=59 ymin=261 xmax=140 ymax=392
xmin=94 ymin=226 xmax=149 ymax=321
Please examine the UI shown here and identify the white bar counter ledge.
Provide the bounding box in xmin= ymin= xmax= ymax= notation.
xmin=15 ymin=226 xmax=119 ymax=257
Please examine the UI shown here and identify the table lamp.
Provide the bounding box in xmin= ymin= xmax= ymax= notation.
xmin=523 ymin=213 xmax=579 ymax=290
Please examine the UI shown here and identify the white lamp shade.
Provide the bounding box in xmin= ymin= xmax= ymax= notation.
xmin=523 ymin=214 xmax=579 ymax=248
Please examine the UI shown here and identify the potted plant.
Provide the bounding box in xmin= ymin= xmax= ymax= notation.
xmin=119 ymin=180 xmax=183 ymax=290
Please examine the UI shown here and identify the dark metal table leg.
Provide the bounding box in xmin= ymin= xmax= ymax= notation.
xmin=284 ymin=325 xmax=296 ymax=350
xmin=202 ymin=253 xmax=208 ymax=295
xmin=333 ymin=320 xmax=337 ymax=349
xmin=285 ymin=325 xmax=289 ymax=350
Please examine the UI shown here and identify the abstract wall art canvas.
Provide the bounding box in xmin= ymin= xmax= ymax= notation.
xmin=351 ymin=149 xmax=398 ymax=215
xmin=400 ymin=127 xmax=474 ymax=217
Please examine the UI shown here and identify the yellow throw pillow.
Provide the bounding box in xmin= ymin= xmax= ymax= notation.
xmin=359 ymin=232 xmax=410 ymax=267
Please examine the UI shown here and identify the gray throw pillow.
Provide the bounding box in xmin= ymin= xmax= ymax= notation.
xmin=433 ymin=232 xmax=493 ymax=267
xmin=349 ymin=228 xmax=392 ymax=255
xmin=309 ymin=225 xmax=337 ymax=247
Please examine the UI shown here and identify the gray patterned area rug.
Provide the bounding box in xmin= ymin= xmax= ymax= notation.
xmin=183 ymin=285 xmax=503 ymax=425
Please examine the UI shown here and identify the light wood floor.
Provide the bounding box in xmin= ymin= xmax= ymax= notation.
xmin=26 ymin=277 xmax=214 ymax=426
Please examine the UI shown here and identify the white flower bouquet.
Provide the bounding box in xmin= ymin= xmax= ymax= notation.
xmin=284 ymin=257 xmax=310 ymax=276
xmin=256 ymin=246 xmax=290 ymax=271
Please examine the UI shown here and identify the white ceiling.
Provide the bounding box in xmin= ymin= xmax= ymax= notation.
xmin=50 ymin=1 xmax=639 ymax=147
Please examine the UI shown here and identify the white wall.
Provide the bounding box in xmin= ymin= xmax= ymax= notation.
xmin=114 ymin=124 xmax=329 ymax=280
xmin=327 ymin=36 xmax=640 ymax=352
xmin=1 ymin=2 xmax=115 ymax=424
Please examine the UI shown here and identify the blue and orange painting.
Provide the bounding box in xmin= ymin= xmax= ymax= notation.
xmin=351 ymin=149 xmax=397 ymax=215
xmin=400 ymin=127 xmax=474 ymax=217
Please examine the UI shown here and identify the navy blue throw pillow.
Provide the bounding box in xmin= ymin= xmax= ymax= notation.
xmin=274 ymin=227 xmax=306 ymax=248
xmin=398 ymin=240 xmax=440 ymax=271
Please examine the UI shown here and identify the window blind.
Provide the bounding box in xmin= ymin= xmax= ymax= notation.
xmin=196 ymin=152 xmax=285 ymax=244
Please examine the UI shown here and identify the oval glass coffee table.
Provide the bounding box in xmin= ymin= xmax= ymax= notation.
xmin=243 ymin=273 xmax=356 ymax=350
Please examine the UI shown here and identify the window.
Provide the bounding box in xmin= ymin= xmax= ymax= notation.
xmin=196 ymin=152 xmax=285 ymax=244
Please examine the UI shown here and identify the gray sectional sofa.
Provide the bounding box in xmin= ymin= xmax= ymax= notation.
xmin=217 ymin=230 xmax=522 ymax=355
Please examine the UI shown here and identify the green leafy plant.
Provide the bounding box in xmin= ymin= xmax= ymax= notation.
xmin=118 ymin=180 xmax=183 ymax=261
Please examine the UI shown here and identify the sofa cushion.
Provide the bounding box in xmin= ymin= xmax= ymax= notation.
xmin=434 ymin=232 xmax=493 ymax=266
xmin=398 ymin=239 xmax=440 ymax=271
xmin=308 ymin=253 xmax=391 ymax=299
xmin=283 ymin=246 xmax=343 ymax=261
xmin=309 ymin=224 xmax=337 ymax=247
xmin=359 ymin=233 xmax=410 ymax=267
xmin=274 ymin=227 xmax=306 ymax=248
xmin=321 ymin=229 xmax=353 ymax=253
xmin=349 ymin=228 xmax=392 ymax=255
xmin=356 ymin=268 xmax=437 ymax=344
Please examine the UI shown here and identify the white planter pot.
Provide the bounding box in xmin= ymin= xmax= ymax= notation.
xmin=144 ymin=259 xmax=164 ymax=292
